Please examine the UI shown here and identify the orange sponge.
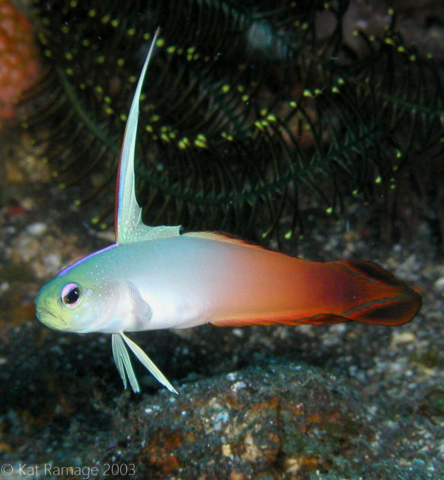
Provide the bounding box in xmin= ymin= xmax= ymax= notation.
xmin=0 ymin=0 xmax=40 ymax=120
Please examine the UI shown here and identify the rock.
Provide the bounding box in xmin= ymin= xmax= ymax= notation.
xmin=0 ymin=322 xmax=442 ymax=479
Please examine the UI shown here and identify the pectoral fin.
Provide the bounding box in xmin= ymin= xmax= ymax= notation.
xmin=128 ymin=281 xmax=153 ymax=327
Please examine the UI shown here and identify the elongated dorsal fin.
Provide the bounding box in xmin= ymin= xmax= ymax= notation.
xmin=115 ymin=28 xmax=180 ymax=244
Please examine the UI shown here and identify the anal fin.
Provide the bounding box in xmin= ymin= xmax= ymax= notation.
xmin=211 ymin=313 xmax=350 ymax=327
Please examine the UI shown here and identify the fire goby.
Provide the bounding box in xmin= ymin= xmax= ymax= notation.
xmin=35 ymin=30 xmax=421 ymax=394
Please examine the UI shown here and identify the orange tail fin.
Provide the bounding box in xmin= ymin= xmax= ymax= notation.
xmin=296 ymin=261 xmax=421 ymax=326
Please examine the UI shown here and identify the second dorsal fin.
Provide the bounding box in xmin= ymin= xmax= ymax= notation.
xmin=183 ymin=231 xmax=267 ymax=251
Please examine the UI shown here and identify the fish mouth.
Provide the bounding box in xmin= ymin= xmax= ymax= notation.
xmin=36 ymin=308 xmax=66 ymax=328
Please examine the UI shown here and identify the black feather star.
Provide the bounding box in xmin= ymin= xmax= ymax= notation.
xmin=21 ymin=0 xmax=444 ymax=241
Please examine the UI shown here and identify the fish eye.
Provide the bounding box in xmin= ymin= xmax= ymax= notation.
xmin=61 ymin=283 xmax=81 ymax=307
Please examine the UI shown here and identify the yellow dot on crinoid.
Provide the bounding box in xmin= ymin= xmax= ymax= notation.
xmin=178 ymin=137 xmax=190 ymax=149
xmin=194 ymin=134 xmax=208 ymax=148
xmin=38 ymin=33 xmax=48 ymax=45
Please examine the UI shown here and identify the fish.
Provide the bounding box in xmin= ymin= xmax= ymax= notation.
xmin=35 ymin=30 xmax=422 ymax=394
